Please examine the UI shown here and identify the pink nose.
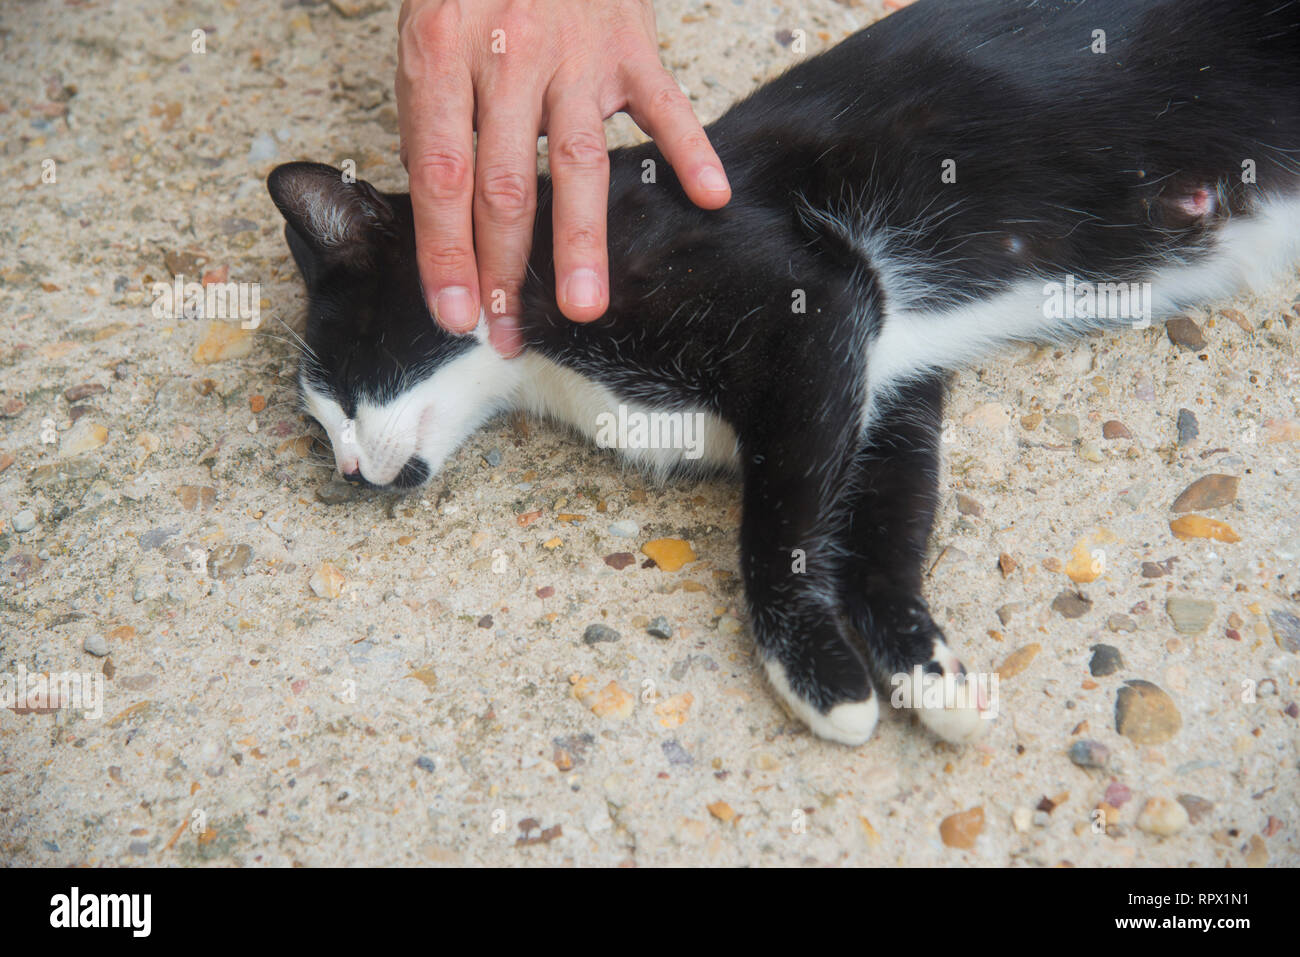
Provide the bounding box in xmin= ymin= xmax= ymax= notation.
xmin=338 ymin=456 xmax=360 ymax=478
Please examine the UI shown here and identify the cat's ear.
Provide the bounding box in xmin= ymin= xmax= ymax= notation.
xmin=266 ymin=162 xmax=395 ymax=264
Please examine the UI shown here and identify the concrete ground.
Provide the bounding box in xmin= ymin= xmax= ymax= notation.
xmin=1 ymin=0 xmax=1297 ymax=867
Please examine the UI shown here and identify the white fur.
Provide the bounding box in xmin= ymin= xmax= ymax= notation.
xmin=863 ymin=195 xmax=1300 ymax=429
xmin=763 ymin=658 xmax=879 ymax=745
xmin=304 ymin=316 xmax=740 ymax=485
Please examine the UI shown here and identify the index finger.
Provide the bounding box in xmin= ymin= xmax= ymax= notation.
xmin=397 ymin=14 xmax=480 ymax=333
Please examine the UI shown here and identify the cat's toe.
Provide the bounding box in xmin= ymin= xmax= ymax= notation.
xmin=763 ymin=658 xmax=879 ymax=746
xmin=892 ymin=642 xmax=992 ymax=743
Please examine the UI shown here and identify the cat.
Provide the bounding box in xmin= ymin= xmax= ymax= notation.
xmin=267 ymin=0 xmax=1300 ymax=746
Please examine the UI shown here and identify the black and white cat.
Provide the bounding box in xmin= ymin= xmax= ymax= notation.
xmin=267 ymin=0 xmax=1300 ymax=746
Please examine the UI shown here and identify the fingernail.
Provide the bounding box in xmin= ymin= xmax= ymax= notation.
xmin=489 ymin=315 xmax=522 ymax=357
xmin=433 ymin=286 xmax=475 ymax=330
xmin=563 ymin=268 xmax=602 ymax=310
xmin=697 ymin=165 xmax=729 ymax=192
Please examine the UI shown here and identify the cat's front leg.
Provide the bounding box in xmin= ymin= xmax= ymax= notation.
xmin=839 ymin=375 xmax=990 ymax=743
xmin=736 ymin=401 xmax=879 ymax=745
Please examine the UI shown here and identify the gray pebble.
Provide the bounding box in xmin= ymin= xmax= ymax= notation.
xmin=609 ymin=519 xmax=639 ymax=538
xmin=1069 ymin=739 xmax=1111 ymax=769
xmin=11 ymin=509 xmax=36 ymax=533
xmin=415 ymin=756 xmax=436 ymax=773
xmin=1089 ymin=643 xmax=1125 ymax=676
xmin=647 ymin=616 xmax=673 ymax=640
xmin=83 ymin=634 xmax=109 ymax=657
xmin=661 ymin=739 xmax=693 ymax=767
xmin=127 ymin=840 xmax=149 ymax=856
xmin=582 ymin=623 xmax=620 ymax=645
xmin=1176 ymin=408 xmax=1199 ymax=445
xmin=315 ymin=480 xmax=357 ymax=505
xmin=481 ymin=448 xmax=502 ymax=467
xmin=1268 ymin=610 xmax=1300 ymax=652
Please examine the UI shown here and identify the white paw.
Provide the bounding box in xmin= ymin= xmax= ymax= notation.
xmin=763 ymin=658 xmax=879 ymax=745
xmin=890 ymin=643 xmax=994 ymax=743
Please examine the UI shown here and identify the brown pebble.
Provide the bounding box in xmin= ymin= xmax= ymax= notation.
xmin=1166 ymin=316 xmax=1207 ymax=351
xmin=603 ymin=552 xmax=635 ymax=570
xmin=955 ymin=493 xmax=983 ymax=517
xmin=1115 ymin=679 xmax=1182 ymax=744
xmin=1101 ymin=420 xmax=1132 ymax=440
xmin=939 ymin=806 xmax=984 ymax=849
xmin=63 ymin=382 xmax=105 ymax=403
xmin=998 ymin=553 xmax=1017 ymax=577
xmin=1051 ymin=590 xmax=1093 ymax=619
xmin=1171 ymin=474 xmax=1239 ymax=513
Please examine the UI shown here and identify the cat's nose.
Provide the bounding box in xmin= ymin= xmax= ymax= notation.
xmin=341 ymin=464 xmax=365 ymax=484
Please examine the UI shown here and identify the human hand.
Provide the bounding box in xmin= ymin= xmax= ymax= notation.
xmin=396 ymin=0 xmax=731 ymax=356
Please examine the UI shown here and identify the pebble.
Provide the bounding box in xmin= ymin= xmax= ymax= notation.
xmin=1078 ymin=440 xmax=1103 ymax=462
xmin=661 ymin=740 xmax=693 ymax=767
xmin=1176 ymin=408 xmax=1199 ymax=445
xmin=59 ymin=420 xmax=108 ymax=458
xmin=998 ymin=643 xmax=1040 ymax=679
xmin=571 ymin=676 xmax=634 ymax=720
xmin=641 ymin=538 xmax=696 ymax=572
xmin=11 ymin=509 xmax=36 ymax=533
xmin=1105 ymin=614 xmax=1137 ymax=634
xmin=1169 ymin=514 xmax=1240 ymax=543
xmin=1089 ymin=643 xmax=1124 ymax=676
xmin=1051 ymin=590 xmax=1092 ymax=619
xmin=1177 ymin=794 xmax=1214 ymax=824
xmin=955 ymin=493 xmax=983 ymax=517
xmin=1115 ymin=679 xmax=1182 ymax=744
xmin=582 ymin=624 xmax=620 ymax=645
xmin=1011 ymin=807 xmax=1034 ymax=832
xmin=247 ymin=131 xmax=278 ymax=162
xmin=481 ymin=448 xmax=501 ymax=467
xmin=603 ymin=552 xmax=635 ymax=570
xmin=415 ymin=756 xmax=436 ymax=774
xmin=1134 ymin=374 xmax=1156 ymax=401
xmin=316 ymin=480 xmax=357 ymax=505
xmin=647 ymin=616 xmax=673 ymax=639
xmin=1137 ymin=797 xmax=1189 ymax=837
xmin=1046 ymin=413 xmax=1079 ymax=440
xmin=309 ymin=562 xmax=346 ymax=599
xmin=1166 ymin=316 xmax=1207 ymax=351
xmin=1069 ymin=740 xmax=1110 ymax=769
xmin=193 ymin=322 xmax=253 ymax=364
xmin=608 ymin=520 xmax=639 ymax=538
xmin=996 ymin=602 xmax=1024 ymax=625
xmin=1166 ymin=597 xmax=1215 ymax=635
xmin=715 ymin=615 xmax=742 ymax=636
xmin=1119 ymin=482 xmax=1150 ymax=509
xmin=1267 ymin=610 xmax=1300 ymax=652
xmin=1104 ymin=781 xmax=1132 ymax=808
xmin=83 ymin=634 xmax=109 ymax=657
xmin=939 ymin=807 xmax=984 ymax=849
xmin=1171 ymin=474 xmax=1239 ymax=512
xmin=1101 ymin=420 xmax=1131 ymax=440
xmin=62 ymin=382 xmax=105 ymax=402
xmin=208 ymin=543 xmax=251 ymax=579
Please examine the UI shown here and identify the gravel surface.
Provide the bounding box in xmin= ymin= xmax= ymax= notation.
xmin=1 ymin=0 xmax=1297 ymax=867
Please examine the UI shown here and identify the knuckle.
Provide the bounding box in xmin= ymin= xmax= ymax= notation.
xmin=410 ymin=2 xmax=461 ymax=49
xmin=646 ymin=81 xmax=687 ymax=117
xmin=412 ymin=148 xmax=472 ymax=198
xmin=478 ymin=167 xmax=533 ymax=218
xmin=424 ymin=241 xmax=474 ymax=272
xmin=678 ymin=130 xmax=712 ymax=155
xmin=559 ymin=223 xmax=602 ymax=252
xmin=552 ymin=129 xmax=607 ymax=170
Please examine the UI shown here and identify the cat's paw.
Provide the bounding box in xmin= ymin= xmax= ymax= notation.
xmin=893 ymin=642 xmax=991 ymax=744
xmin=763 ymin=658 xmax=879 ymax=746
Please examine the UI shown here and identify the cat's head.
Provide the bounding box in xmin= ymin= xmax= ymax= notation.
xmin=267 ymin=162 xmax=515 ymax=489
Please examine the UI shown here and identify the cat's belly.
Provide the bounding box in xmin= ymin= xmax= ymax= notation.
xmin=517 ymin=353 xmax=742 ymax=476
xmin=863 ymin=194 xmax=1300 ymax=429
